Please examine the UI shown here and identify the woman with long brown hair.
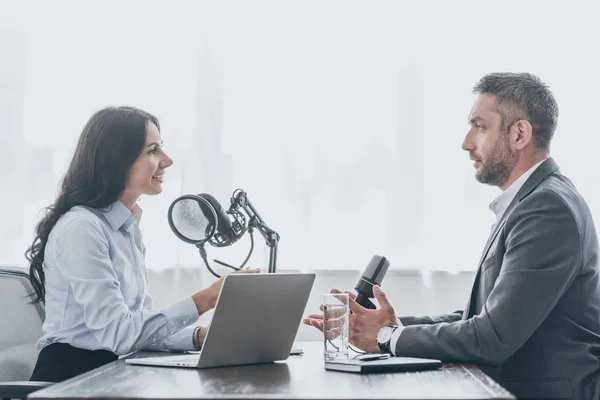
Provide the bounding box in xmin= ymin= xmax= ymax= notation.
xmin=26 ymin=106 xmax=257 ymax=382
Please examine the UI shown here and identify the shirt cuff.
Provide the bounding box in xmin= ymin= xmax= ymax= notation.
xmin=162 ymin=297 xmax=199 ymax=332
xmin=145 ymin=325 xmax=197 ymax=352
xmin=390 ymin=325 xmax=405 ymax=356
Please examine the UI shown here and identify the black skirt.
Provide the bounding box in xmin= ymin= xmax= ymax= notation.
xmin=30 ymin=342 xmax=118 ymax=383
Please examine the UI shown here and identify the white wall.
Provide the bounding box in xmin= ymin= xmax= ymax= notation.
xmin=4 ymin=1 xmax=600 ymax=276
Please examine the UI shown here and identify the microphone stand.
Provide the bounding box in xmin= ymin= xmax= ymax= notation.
xmin=231 ymin=189 xmax=280 ymax=273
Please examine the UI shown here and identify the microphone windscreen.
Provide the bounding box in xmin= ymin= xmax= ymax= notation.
xmin=169 ymin=196 xmax=215 ymax=243
xmin=362 ymin=255 xmax=389 ymax=285
xmin=354 ymin=255 xmax=390 ymax=309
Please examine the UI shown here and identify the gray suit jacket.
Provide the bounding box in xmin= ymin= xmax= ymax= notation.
xmin=396 ymin=158 xmax=600 ymax=399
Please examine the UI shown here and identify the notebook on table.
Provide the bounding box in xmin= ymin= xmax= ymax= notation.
xmin=325 ymin=356 xmax=442 ymax=374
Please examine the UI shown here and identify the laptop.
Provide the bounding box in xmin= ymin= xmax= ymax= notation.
xmin=126 ymin=273 xmax=315 ymax=369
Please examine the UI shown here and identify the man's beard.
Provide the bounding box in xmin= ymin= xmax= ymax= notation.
xmin=475 ymin=135 xmax=517 ymax=187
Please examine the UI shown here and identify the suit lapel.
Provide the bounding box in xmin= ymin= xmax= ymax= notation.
xmin=477 ymin=220 xmax=506 ymax=268
xmin=463 ymin=219 xmax=507 ymax=319
xmin=463 ymin=158 xmax=560 ymax=319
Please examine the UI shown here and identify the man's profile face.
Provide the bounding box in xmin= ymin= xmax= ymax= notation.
xmin=462 ymin=94 xmax=517 ymax=188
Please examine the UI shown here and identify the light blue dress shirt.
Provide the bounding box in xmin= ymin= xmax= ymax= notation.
xmin=37 ymin=200 xmax=200 ymax=355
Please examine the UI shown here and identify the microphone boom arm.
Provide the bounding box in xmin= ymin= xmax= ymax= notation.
xmin=231 ymin=189 xmax=280 ymax=273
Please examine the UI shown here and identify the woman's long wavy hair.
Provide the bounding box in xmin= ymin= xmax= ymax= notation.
xmin=25 ymin=106 xmax=160 ymax=303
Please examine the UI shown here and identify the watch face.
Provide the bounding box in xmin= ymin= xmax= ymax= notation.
xmin=377 ymin=326 xmax=394 ymax=344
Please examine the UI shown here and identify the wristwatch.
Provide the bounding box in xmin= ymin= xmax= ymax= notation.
xmin=377 ymin=325 xmax=398 ymax=354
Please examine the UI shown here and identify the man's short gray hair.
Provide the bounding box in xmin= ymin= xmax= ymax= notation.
xmin=473 ymin=72 xmax=559 ymax=152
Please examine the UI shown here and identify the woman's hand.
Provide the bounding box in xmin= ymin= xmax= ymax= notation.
xmin=192 ymin=268 xmax=261 ymax=315
xmin=196 ymin=326 xmax=207 ymax=348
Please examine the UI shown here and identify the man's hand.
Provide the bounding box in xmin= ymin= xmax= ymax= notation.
xmin=303 ymin=290 xmax=357 ymax=334
xmin=347 ymin=285 xmax=397 ymax=353
xmin=303 ymin=285 xmax=398 ymax=353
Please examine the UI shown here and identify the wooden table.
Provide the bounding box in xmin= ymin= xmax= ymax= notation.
xmin=29 ymin=342 xmax=515 ymax=399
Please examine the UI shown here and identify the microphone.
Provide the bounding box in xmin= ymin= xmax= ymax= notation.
xmin=197 ymin=193 xmax=246 ymax=247
xmin=354 ymin=255 xmax=390 ymax=309
xmin=167 ymin=188 xmax=279 ymax=277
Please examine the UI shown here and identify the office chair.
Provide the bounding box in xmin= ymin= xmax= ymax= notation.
xmin=0 ymin=268 xmax=52 ymax=400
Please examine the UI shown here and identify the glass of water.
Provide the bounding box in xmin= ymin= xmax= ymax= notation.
xmin=323 ymin=293 xmax=349 ymax=361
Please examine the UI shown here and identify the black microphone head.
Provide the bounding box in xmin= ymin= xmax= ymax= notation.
xmin=167 ymin=194 xmax=217 ymax=245
xmin=354 ymin=255 xmax=390 ymax=309
xmin=198 ymin=193 xmax=232 ymax=231
xmin=198 ymin=193 xmax=246 ymax=247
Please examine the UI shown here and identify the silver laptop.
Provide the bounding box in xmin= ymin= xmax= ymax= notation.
xmin=126 ymin=273 xmax=315 ymax=369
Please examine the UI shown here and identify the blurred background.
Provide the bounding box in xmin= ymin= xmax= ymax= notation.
xmin=1 ymin=0 xmax=598 ymax=339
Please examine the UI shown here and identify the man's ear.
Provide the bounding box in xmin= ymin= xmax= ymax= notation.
xmin=512 ymin=120 xmax=534 ymax=151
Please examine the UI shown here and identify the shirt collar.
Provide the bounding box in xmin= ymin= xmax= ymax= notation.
xmin=101 ymin=200 xmax=143 ymax=231
xmin=489 ymin=158 xmax=547 ymax=222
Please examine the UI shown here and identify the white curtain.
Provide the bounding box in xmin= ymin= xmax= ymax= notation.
xmin=1 ymin=0 xmax=599 ymax=275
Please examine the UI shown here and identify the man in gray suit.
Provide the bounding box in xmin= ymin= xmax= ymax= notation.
xmin=305 ymin=73 xmax=600 ymax=399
